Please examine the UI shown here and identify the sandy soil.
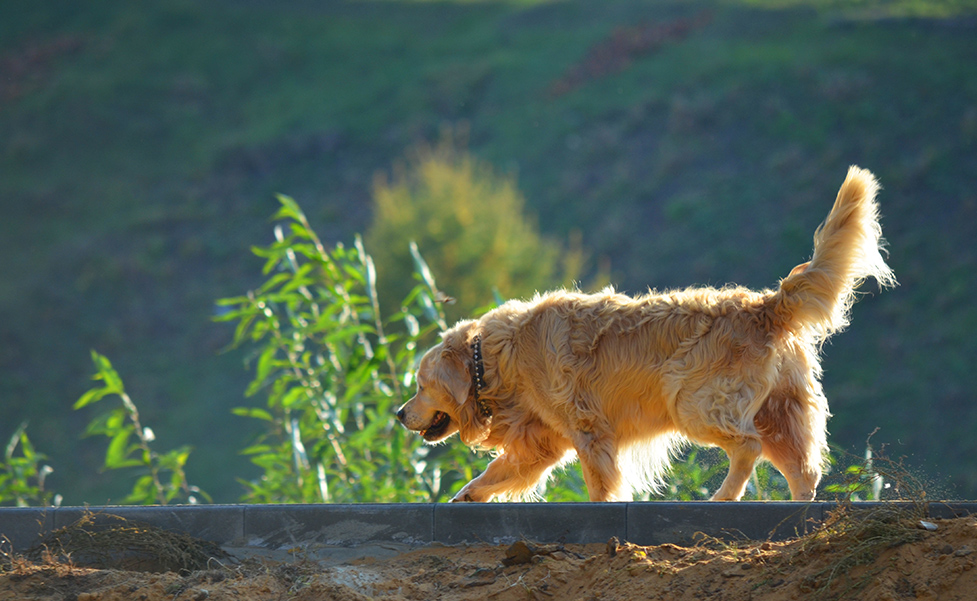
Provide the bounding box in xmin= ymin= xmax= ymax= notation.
xmin=2 ymin=513 xmax=975 ymax=601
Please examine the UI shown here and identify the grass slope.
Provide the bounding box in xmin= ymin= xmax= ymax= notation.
xmin=1 ymin=0 xmax=975 ymax=503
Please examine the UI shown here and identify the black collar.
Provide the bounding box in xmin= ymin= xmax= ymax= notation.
xmin=471 ymin=334 xmax=491 ymax=418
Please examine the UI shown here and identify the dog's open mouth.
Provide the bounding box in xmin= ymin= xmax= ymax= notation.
xmin=420 ymin=411 xmax=451 ymax=441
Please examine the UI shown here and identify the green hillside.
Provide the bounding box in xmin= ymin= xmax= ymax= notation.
xmin=2 ymin=0 xmax=976 ymax=503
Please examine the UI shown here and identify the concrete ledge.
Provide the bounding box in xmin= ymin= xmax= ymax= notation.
xmin=627 ymin=502 xmax=823 ymax=545
xmin=435 ymin=502 xmax=626 ymax=545
xmin=2 ymin=502 xmax=974 ymax=554
xmin=244 ymin=503 xmax=432 ymax=548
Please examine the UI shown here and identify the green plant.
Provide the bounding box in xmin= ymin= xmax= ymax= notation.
xmin=823 ymin=449 xmax=883 ymax=501
xmin=74 ymin=351 xmax=208 ymax=505
xmin=217 ymin=195 xmax=487 ymax=503
xmin=0 ymin=423 xmax=59 ymax=507
xmin=821 ymin=438 xmax=925 ymax=503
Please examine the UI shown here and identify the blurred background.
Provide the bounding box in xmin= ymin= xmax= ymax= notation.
xmin=1 ymin=0 xmax=975 ymax=504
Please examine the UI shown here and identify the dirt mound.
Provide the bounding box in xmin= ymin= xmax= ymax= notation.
xmin=21 ymin=513 xmax=232 ymax=575
xmin=2 ymin=510 xmax=975 ymax=601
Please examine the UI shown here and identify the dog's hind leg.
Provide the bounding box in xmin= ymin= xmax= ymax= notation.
xmin=711 ymin=436 xmax=763 ymax=501
xmin=755 ymin=394 xmax=825 ymax=501
xmin=763 ymin=445 xmax=820 ymax=501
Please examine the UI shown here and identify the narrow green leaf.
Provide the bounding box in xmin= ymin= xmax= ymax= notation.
xmin=324 ymin=324 xmax=375 ymax=345
xmin=4 ymin=422 xmax=28 ymax=461
xmin=279 ymin=386 xmax=309 ymax=409
xmin=417 ymin=291 xmax=444 ymax=329
xmin=17 ymin=430 xmax=36 ymax=463
xmin=104 ymin=429 xmax=135 ymax=469
xmin=256 ymin=272 xmax=294 ymax=295
xmin=409 ymin=241 xmax=437 ymax=291
xmin=273 ymin=194 xmax=303 ymax=223
xmin=364 ymin=255 xmax=378 ymax=309
xmin=73 ymin=387 xmax=109 ymax=410
xmin=91 ymin=351 xmax=124 ymax=393
xmin=240 ymin=443 xmax=273 ymax=456
xmin=254 ymin=346 xmax=280 ymax=389
xmin=287 ymin=222 xmax=314 ymax=241
xmin=232 ymin=407 xmax=274 ymax=421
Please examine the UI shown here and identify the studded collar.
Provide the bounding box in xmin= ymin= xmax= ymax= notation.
xmin=470 ymin=334 xmax=491 ymax=418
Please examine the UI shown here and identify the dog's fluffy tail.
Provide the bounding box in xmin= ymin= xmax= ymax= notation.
xmin=772 ymin=166 xmax=896 ymax=340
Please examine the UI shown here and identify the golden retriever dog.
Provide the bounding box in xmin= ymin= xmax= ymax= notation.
xmin=397 ymin=166 xmax=895 ymax=502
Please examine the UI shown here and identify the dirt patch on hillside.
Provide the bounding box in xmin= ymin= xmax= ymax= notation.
xmin=547 ymin=12 xmax=713 ymax=98
xmin=3 ymin=510 xmax=975 ymax=601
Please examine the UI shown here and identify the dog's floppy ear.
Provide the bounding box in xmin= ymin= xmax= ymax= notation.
xmin=436 ymin=346 xmax=472 ymax=406
xmin=436 ymin=338 xmax=492 ymax=447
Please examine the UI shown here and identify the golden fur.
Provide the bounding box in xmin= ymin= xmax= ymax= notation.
xmin=397 ymin=166 xmax=895 ymax=502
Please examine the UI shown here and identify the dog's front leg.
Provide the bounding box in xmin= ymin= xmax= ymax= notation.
xmin=574 ymin=430 xmax=628 ymax=502
xmin=451 ymin=477 xmax=492 ymax=502
xmin=451 ymin=450 xmax=564 ymax=502
xmin=450 ymin=454 xmax=539 ymax=502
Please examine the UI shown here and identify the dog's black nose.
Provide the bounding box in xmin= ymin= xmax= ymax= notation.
xmin=396 ymin=407 xmax=405 ymax=422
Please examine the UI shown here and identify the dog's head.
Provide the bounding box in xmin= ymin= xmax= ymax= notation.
xmin=396 ymin=322 xmax=492 ymax=446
